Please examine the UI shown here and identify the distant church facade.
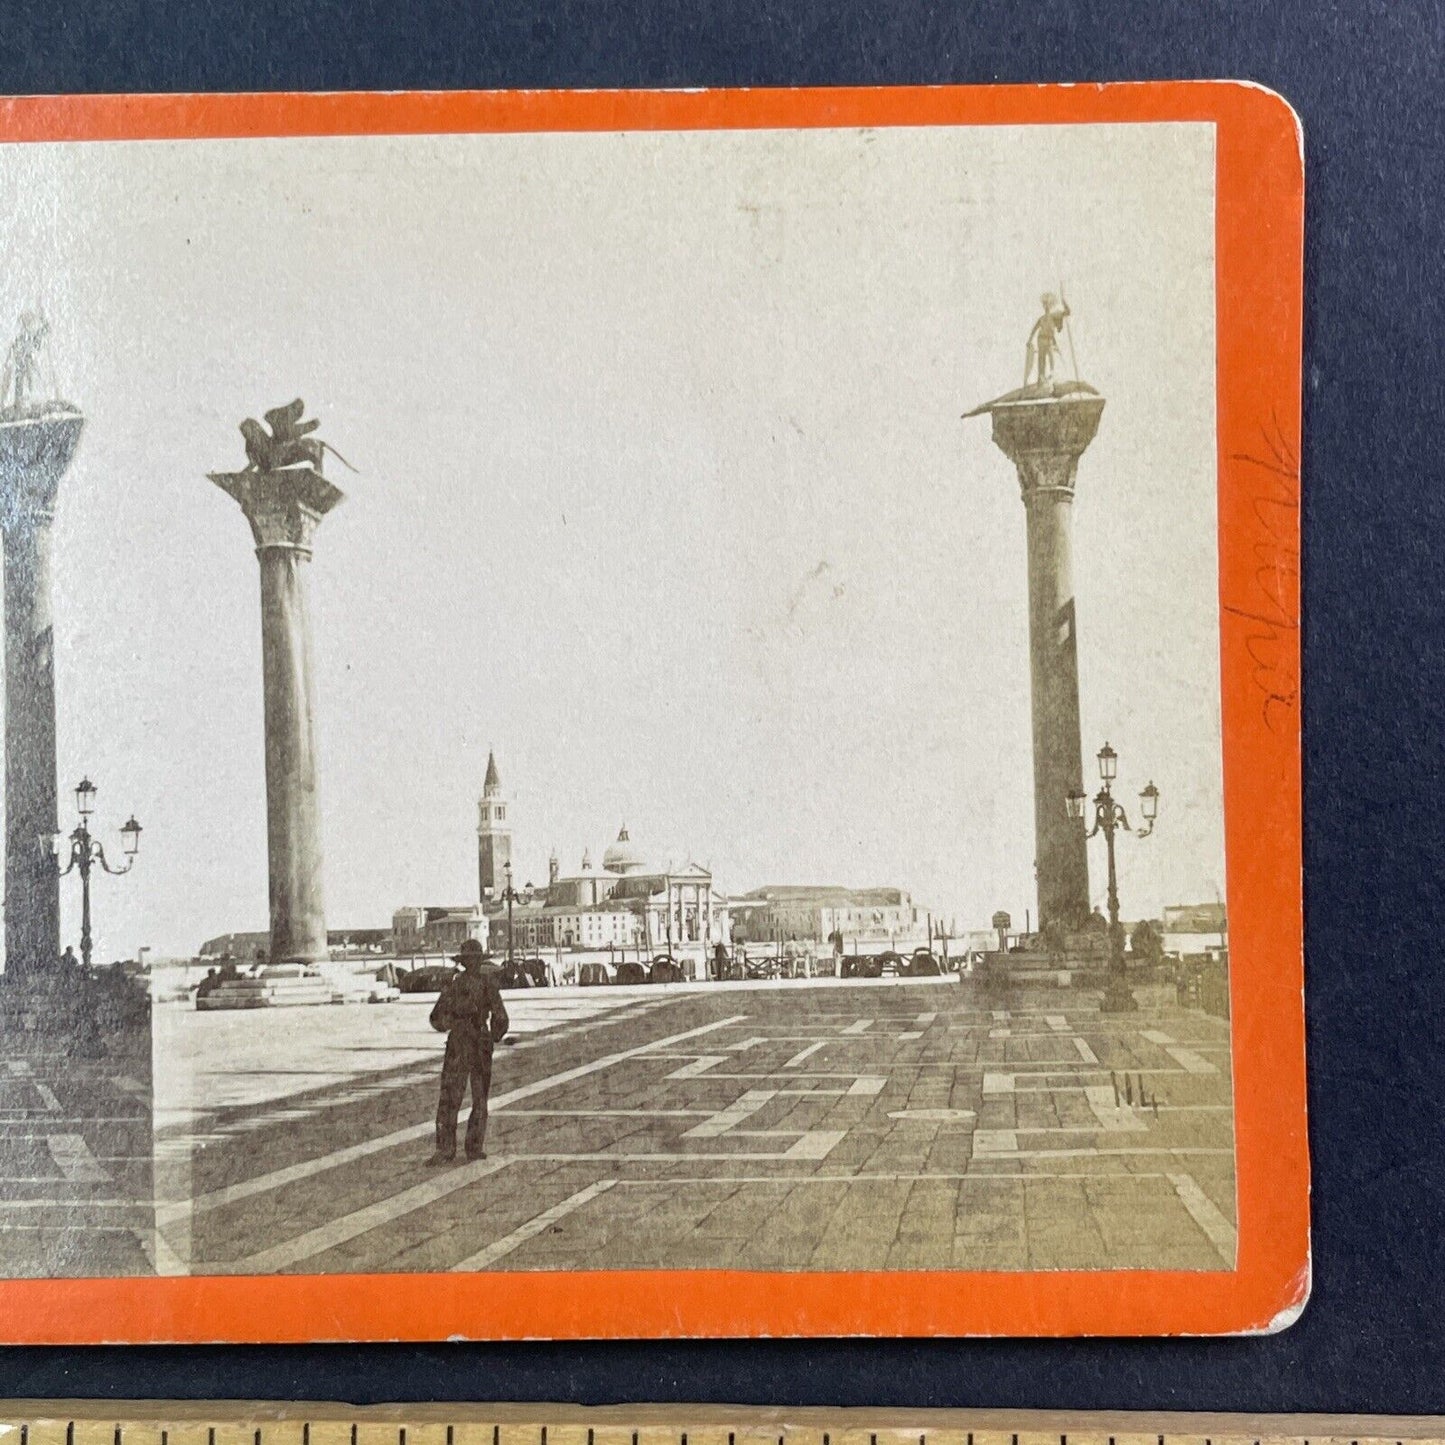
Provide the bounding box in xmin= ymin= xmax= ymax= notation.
xmin=395 ymin=752 xmax=731 ymax=958
xmin=390 ymin=751 xmax=931 ymax=962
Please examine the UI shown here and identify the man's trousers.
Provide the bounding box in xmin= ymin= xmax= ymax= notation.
xmin=435 ymin=1034 xmax=494 ymax=1159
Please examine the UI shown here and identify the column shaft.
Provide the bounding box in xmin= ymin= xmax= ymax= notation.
xmin=2 ymin=520 xmax=59 ymax=979
xmin=211 ymin=461 xmax=341 ymax=968
xmin=1022 ymin=488 xmax=1090 ymax=927
xmin=256 ymin=546 xmax=328 ymax=964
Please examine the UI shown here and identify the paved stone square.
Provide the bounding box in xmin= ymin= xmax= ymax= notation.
xmin=0 ymin=1038 xmax=154 ymax=1277
xmin=151 ymin=975 xmax=1236 ymax=1275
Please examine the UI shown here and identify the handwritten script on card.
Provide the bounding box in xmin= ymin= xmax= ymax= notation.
xmin=1224 ymin=414 xmax=1300 ymax=733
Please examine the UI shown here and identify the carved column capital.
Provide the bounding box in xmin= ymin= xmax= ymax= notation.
xmin=0 ymin=412 xmax=84 ymax=535
xmin=209 ymin=467 xmax=345 ymax=555
xmin=987 ymin=394 xmax=1106 ymax=503
xmin=1014 ymin=451 xmax=1084 ymax=501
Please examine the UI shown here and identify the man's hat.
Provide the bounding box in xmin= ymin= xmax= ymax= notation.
xmin=452 ymin=938 xmax=487 ymax=964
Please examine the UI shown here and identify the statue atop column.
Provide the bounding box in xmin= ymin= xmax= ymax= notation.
xmin=212 ymin=400 xmax=349 ymax=553
xmin=239 ymin=398 xmax=355 ymax=476
xmin=966 ymin=293 xmax=1097 ymax=419
xmin=1024 ymin=291 xmax=1071 ymax=387
xmin=0 ymin=311 xmax=54 ymax=416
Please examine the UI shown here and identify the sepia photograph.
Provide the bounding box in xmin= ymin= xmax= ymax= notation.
xmin=0 ymin=115 xmax=1237 ymax=1283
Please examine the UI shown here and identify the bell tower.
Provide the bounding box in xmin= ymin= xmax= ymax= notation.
xmin=477 ymin=749 xmax=512 ymax=903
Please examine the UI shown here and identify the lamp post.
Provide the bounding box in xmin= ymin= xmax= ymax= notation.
xmin=501 ymin=860 xmax=521 ymax=967
xmin=1067 ymin=744 xmax=1158 ymax=1014
xmin=57 ymin=777 xmax=142 ymax=969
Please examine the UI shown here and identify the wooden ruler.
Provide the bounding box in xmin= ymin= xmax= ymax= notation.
xmin=0 ymin=1408 xmax=1441 ymax=1445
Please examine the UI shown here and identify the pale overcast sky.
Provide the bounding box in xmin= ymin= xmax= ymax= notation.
xmin=0 ymin=120 xmax=1221 ymax=959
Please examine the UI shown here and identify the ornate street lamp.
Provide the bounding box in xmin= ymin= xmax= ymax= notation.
xmin=501 ymin=860 xmax=521 ymax=967
xmin=1139 ymin=780 xmax=1160 ymax=831
xmin=1069 ymin=743 xmax=1159 ymax=1013
xmin=59 ymin=778 xmax=142 ymax=968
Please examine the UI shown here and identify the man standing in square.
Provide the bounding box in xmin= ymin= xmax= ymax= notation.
xmin=427 ymin=938 xmax=510 ymax=1165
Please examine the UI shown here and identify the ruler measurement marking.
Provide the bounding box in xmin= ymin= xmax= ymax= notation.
xmin=21 ymin=1424 xmax=1445 ymax=1445
xmin=21 ymin=1420 xmax=1445 ymax=1445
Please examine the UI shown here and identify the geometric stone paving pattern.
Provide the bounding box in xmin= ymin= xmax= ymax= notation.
xmin=0 ymin=1045 xmax=154 ymax=1277
xmin=152 ymin=975 xmax=1235 ymax=1275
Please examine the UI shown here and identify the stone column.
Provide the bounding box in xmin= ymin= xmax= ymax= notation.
xmin=985 ymin=391 xmax=1105 ymax=930
xmin=0 ymin=411 xmax=83 ymax=982
xmin=209 ymin=466 xmax=343 ymax=965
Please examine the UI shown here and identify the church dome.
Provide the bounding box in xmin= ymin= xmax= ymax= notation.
xmin=602 ymin=825 xmax=648 ymax=875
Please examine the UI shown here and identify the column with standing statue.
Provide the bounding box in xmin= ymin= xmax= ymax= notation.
xmin=966 ymin=294 xmax=1102 ymax=932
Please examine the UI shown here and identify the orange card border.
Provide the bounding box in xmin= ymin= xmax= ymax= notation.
xmin=0 ymin=81 xmax=1305 ymax=1341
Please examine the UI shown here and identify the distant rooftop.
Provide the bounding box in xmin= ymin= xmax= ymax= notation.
xmin=738 ymin=885 xmax=907 ymax=907
xmin=1162 ymin=902 xmax=1227 ymax=933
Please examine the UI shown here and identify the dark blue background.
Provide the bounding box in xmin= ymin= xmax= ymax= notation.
xmin=0 ymin=0 xmax=1440 ymax=1413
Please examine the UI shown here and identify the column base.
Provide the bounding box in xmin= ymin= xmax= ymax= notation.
xmin=1099 ymin=974 xmax=1139 ymax=1013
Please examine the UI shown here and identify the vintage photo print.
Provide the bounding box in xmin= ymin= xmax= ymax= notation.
xmin=0 ymin=86 xmax=1305 ymax=1338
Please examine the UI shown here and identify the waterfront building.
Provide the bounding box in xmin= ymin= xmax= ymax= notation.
xmin=392 ymin=755 xmax=951 ymax=964
xmin=728 ymin=884 xmax=922 ymax=948
xmin=1161 ymin=901 xmax=1228 ymax=960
